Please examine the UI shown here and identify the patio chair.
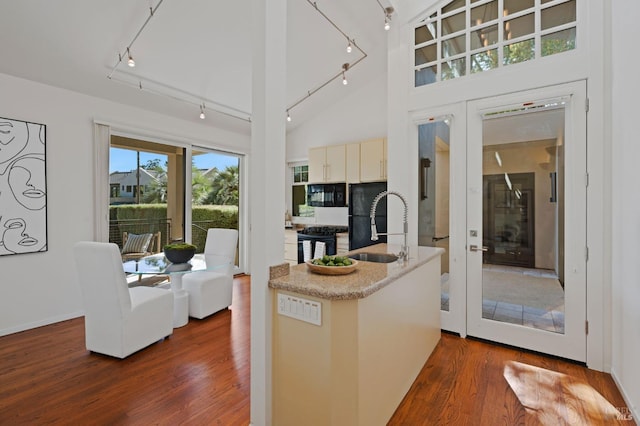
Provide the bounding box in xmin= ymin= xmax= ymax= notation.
xmin=121 ymin=231 xmax=161 ymax=262
xmin=73 ymin=241 xmax=173 ymax=358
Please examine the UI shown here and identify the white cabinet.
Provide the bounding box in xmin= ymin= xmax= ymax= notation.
xmin=359 ymin=138 xmax=387 ymax=182
xmin=336 ymin=232 xmax=349 ymax=255
xmin=308 ymin=145 xmax=346 ymax=183
xmin=345 ymin=143 xmax=360 ymax=183
xmin=308 ymin=147 xmax=326 ymax=183
xmin=284 ymin=229 xmax=298 ymax=266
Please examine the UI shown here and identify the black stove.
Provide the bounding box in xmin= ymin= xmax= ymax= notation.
xmin=298 ymin=226 xmax=348 ymax=236
xmin=296 ymin=226 xmax=348 ymax=263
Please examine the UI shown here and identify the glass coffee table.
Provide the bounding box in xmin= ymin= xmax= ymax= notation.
xmin=123 ymin=254 xmax=226 ymax=328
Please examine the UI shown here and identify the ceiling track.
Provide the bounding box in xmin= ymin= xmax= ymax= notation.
xmin=107 ymin=0 xmax=378 ymax=123
xmin=106 ymin=0 xmax=251 ymax=122
xmin=286 ymin=1 xmax=368 ymax=117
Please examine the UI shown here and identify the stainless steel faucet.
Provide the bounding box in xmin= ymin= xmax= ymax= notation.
xmin=370 ymin=190 xmax=409 ymax=262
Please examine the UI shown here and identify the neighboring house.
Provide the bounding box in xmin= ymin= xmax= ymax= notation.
xmin=109 ymin=168 xmax=162 ymax=204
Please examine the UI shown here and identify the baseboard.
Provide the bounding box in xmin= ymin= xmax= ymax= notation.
xmin=611 ymin=366 xmax=638 ymax=421
xmin=0 ymin=310 xmax=84 ymax=337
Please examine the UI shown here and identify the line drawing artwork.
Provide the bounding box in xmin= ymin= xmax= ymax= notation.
xmin=0 ymin=117 xmax=47 ymax=256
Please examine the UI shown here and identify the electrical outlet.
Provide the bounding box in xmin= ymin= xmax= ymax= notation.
xmin=277 ymin=293 xmax=322 ymax=326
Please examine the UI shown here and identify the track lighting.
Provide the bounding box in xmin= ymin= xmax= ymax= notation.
xmin=286 ymin=1 xmax=368 ymax=123
xmin=383 ymin=6 xmax=394 ymax=31
xmin=108 ymin=1 xmax=251 ymax=123
xmin=127 ymin=48 xmax=135 ymax=67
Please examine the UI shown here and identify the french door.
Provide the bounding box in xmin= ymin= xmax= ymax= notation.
xmin=466 ymin=82 xmax=587 ymax=361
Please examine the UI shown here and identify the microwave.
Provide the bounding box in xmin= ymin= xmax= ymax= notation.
xmin=307 ymin=183 xmax=347 ymax=207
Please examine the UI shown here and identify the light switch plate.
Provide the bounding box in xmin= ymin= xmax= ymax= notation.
xmin=277 ymin=292 xmax=322 ymax=326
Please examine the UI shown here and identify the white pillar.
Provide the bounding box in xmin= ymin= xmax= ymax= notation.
xmin=250 ymin=0 xmax=287 ymax=424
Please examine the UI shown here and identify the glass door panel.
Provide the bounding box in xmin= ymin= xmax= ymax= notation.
xmin=466 ymin=81 xmax=586 ymax=362
xmin=109 ymin=137 xmax=185 ymax=254
xmin=191 ymin=149 xmax=240 ymax=267
xmin=482 ymin=136 xmax=564 ymax=333
xmin=417 ymin=120 xmax=451 ymax=312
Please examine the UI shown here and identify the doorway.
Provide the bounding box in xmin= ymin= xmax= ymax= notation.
xmin=420 ymin=82 xmax=587 ymax=360
xmin=483 ymin=172 xmax=535 ymax=269
xmin=466 ymin=81 xmax=587 ymax=361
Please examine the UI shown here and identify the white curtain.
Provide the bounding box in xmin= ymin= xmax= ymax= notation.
xmin=93 ymin=123 xmax=110 ymax=242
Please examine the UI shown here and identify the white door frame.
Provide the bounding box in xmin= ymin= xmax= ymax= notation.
xmin=466 ymin=81 xmax=588 ymax=362
xmin=411 ymin=102 xmax=467 ymax=336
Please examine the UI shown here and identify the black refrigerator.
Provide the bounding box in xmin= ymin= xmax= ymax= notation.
xmin=348 ymin=182 xmax=388 ymax=251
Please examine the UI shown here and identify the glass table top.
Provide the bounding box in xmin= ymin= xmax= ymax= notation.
xmin=122 ymin=253 xmax=227 ymax=275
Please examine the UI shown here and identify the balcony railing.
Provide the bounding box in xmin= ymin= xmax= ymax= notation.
xmin=109 ymin=218 xmax=172 ymax=251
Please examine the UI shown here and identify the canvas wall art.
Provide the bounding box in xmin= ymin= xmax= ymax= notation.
xmin=0 ymin=117 xmax=47 ymax=256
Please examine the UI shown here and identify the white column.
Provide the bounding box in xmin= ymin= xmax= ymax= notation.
xmin=250 ymin=0 xmax=287 ymax=424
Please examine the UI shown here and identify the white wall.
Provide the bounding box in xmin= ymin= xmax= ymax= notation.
xmin=286 ymin=71 xmax=387 ymax=161
xmin=0 ymin=73 xmax=250 ymax=336
xmin=611 ymin=0 xmax=640 ymax=417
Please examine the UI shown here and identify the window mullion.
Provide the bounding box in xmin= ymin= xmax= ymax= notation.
xmin=498 ymin=0 xmax=505 ymax=66
xmin=465 ymin=0 xmax=471 ymax=77
xmin=535 ymin=0 xmax=541 ymax=58
xmin=437 ymin=9 xmax=442 ymax=82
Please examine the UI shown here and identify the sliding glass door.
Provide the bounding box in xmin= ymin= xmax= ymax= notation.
xmin=109 ymin=136 xmax=186 ymax=253
xmin=191 ymin=148 xmax=240 ymax=268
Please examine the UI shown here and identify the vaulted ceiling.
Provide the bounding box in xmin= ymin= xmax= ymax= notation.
xmin=0 ymin=0 xmax=401 ymax=135
xmin=1 ymin=0 xmax=562 ymax=143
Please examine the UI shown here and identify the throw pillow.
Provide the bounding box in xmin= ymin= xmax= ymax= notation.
xmin=122 ymin=233 xmax=153 ymax=254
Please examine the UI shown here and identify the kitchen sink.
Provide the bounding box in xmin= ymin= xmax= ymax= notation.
xmin=348 ymin=252 xmax=398 ymax=263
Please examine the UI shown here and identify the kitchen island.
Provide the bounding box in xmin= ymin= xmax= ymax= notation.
xmin=269 ymin=243 xmax=444 ymax=426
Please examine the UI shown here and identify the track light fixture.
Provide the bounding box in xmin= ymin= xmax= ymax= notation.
xmin=127 ymin=48 xmax=136 ymax=67
xmin=286 ymin=111 xmax=292 ymax=122
xmin=342 ymin=63 xmax=349 ymax=85
xmin=375 ymin=1 xmax=394 ymax=31
xmin=384 ymin=7 xmax=394 ymax=31
xmin=346 ymin=40 xmax=352 ymax=53
xmin=199 ymin=104 xmax=206 ymax=119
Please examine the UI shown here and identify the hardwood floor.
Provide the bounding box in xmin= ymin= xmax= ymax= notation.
xmin=0 ymin=276 xmax=251 ymax=425
xmin=390 ymin=333 xmax=634 ymax=426
xmin=1 ymin=275 xmax=633 ymax=425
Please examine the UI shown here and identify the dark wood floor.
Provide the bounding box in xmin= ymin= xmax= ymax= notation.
xmin=390 ymin=333 xmax=634 ymax=425
xmin=0 ymin=277 xmax=251 ymax=425
xmin=0 ymin=275 xmax=632 ymax=425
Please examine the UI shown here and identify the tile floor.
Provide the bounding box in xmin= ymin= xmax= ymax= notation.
xmin=440 ymin=266 xmax=565 ymax=334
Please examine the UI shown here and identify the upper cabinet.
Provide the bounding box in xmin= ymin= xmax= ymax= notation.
xmin=359 ymin=138 xmax=387 ymax=182
xmin=308 ymin=138 xmax=387 ymax=184
xmin=308 ymin=145 xmax=346 ymax=183
xmin=345 ymin=143 xmax=360 ymax=183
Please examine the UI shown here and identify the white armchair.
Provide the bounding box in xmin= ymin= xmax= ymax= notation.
xmin=73 ymin=241 xmax=173 ymax=358
xmin=182 ymin=228 xmax=238 ymax=319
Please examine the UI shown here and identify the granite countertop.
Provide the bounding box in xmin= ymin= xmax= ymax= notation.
xmin=268 ymin=243 xmax=444 ymax=300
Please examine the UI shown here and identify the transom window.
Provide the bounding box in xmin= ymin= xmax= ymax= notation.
xmin=414 ymin=0 xmax=577 ymax=87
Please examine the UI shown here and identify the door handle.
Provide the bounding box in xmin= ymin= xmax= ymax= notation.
xmin=470 ymin=244 xmax=488 ymax=252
